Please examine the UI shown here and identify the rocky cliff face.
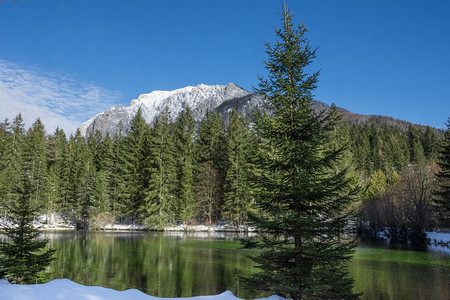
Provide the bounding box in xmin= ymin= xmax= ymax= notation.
xmin=79 ymin=83 xmax=255 ymax=136
xmin=79 ymin=83 xmax=439 ymax=137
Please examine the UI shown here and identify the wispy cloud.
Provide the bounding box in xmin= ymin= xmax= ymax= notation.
xmin=0 ymin=59 xmax=122 ymax=134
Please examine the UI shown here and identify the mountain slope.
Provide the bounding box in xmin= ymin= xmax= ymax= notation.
xmin=79 ymin=83 xmax=439 ymax=137
xmin=79 ymin=83 xmax=251 ymax=136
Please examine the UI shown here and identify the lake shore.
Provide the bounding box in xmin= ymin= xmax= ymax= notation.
xmin=0 ymin=215 xmax=258 ymax=233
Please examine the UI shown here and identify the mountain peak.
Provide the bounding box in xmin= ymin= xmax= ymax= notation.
xmin=79 ymin=83 xmax=253 ymax=136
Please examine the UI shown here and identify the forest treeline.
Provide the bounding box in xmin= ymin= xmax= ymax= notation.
xmin=0 ymin=108 xmax=447 ymax=241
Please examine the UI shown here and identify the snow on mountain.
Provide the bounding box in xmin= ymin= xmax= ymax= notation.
xmin=79 ymin=83 xmax=255 ymax=137
xmin=79 ymin=82 xmax=429 ymax=138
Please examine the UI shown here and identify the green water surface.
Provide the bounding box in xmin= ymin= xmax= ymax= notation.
xmin=42 ymin=231 xmax=449 ymax=299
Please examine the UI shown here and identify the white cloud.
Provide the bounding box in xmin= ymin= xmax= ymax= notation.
xmin=0 ymin=59 xmax=122 ymax=134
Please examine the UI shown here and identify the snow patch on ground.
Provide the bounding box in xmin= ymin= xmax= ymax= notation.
xmin=99 ymin=224 xmax=148 ymax=231
xmin=0 ymin=215 xmax=258 ymax=233
xmin=0 ymin=279 xmax=284 ymax=300
xmin=1 ymin=213 xmax=259 ymax=233
xmin=164 ymin=224 xmax=257 ymax=232
xmin=426 ymin=231 xmax=450 ymax=243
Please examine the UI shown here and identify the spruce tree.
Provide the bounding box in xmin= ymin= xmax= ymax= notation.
xmin=96 ymin=133 xmax=114 ymax=213
xmin=435 ymin=117 xmax=450 ymax=226
xmin=23 ymin=119 xmax=49 ymax=215
xmin=173 ymin=107 xmax=196 ymax=224
xmin=66 ymin=129 xmax=94 ymax=229
xmin=408 ymin=125 xmax=426 ymax=163
xmin=422 ymin=126 xmax=438 ymax=160
xmin=0 ymin=163 xmax=55 ymax=284
xmin=87 ymin=131 xmax=112 ymax=216
xmin=47 ymin=127 xmax=69 ymax=213
xmin=0 ymin=115 xmax=26 ymax=220
xmin=108 ymin=122 xmax=132 ymax=220
xmin=242 ymin=6 xmax=358 ymax=299
xmin=125 ymin=109 xmax=149 ymax=223
xmin=0 ymin=118 xmax=10 ymax=163
xmin=0 ymin=118 xmax=12 ymax=216
xmin=223 ymin=109 xmax=254 ymax=227
xmin=144 ymin=108 xmax=176 ymax=228
xmin=195 ymin=110 xmax=226 ymax=223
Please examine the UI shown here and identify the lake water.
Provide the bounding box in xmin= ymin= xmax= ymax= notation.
xmin=38 ymin=231 xmax=449 ymax=299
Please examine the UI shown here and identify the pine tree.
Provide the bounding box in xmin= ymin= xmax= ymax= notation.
xmin=349 ymin=124 xmax=371 ymax=175
xmin=0 ymin=118 xmax=10 ymax=162
xmin=66 ymin=129 xmax=94 ymax=229
xmin=196 ymin=162 xmax=221 ymax=225
xmin=435 ymin=117 xmax=450 ymax=227
xmin=47 ymin=127 xmax=69 ymax=214
xmin=96 ymin=133 xmax=114 ymax=213
xmin=144 ymin=108 xmax=176 ymax=228
xmin=108 ymin=122 xmax=132 ymax=220
xmin=0 ymin=115 xmax=26 ymax=220
xmin=124 ymin=109 xmax=149 ymax=223
xmin=242 ymin=6 xmax=358 ymax=299
xmin=222 ymin=109 xmax=254 ymax=227
xmin=23 ymin=119 xmax=49 ymax=215
xmin=0 ymin=118 xmax=12 ymax=216
xmin=173 ymin=107 xmax=196 ymax=224
xmin=195 ymin=110 xmax=226 ymax=222
xmin=87 ymin=131 xmax=112 ymax=216
xmin=422 ymin=126 xmax=438 ymax=160
xmin=0 ymin=177 xmax=55 ymax=284
xmin=408 ymin=125 xmax=426 ymax=163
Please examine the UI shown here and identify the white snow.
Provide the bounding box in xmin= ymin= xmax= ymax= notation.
xmin=1 ymin=214 xmax=259 ymax=233
xmin=426 ymin=231 xmax=450 ymax=243
xmin=78 ymin=83 xmax=252 ymax=136
xmin=0 ymin=279 xmax=284 ymax=300
xmin=127 ymin=83 xmax=250 ymax=125
xmin=164 ymin=224 xmax=257 ymax=233
xmin=98 ymin=224 xmax=147 ymax=231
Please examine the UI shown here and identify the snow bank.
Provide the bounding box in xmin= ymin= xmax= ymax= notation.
xmin=426 ymin=231 xmax=450 ymax=244
xmin=164 ymin=224 xmax=257 ymax=232
xmin=100 ymin=224 xmax=147 ymax=231
xmin=1 ymin=214 xmax=258 ymax=232
xmin=0 ymin=279 xmax=284 ymax=300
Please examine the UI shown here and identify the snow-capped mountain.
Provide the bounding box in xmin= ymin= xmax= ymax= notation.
xmin=79 ymin=83 xmax=265 ymax=137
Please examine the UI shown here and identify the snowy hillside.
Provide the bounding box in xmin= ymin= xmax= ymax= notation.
xmin=0 ymin=279 xmax=284 ymax=300
xmin=78 ymin=82 xmax=424 ymax=138
xmin=79 ymin=83 xmax=258 ymax=137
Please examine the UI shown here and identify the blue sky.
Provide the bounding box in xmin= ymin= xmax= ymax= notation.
xmin=0 ymin=0 xmax=449 ymax=133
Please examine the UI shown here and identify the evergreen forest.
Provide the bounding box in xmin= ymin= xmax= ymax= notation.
xmin=0 ymin=107 xmax=447 ymax=243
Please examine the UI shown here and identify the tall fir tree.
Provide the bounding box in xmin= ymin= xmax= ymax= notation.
xmin=195 ymin=162 xmax=221 ymax=225
xmin=0 ymin=115 xmax=26 ymax=219
xmin=108 ymin=122 xmax=132 ymax=220
xmin=23 ymin=119 xmax=49 ymax=215
xmin=66 ymin=129 xmax=94 ymax=229
xmin=0 ymin=118 xmax=12 ymax=216
xmin=434 ymin=117 xmax=450 ymax=227
xmin=408 ymin=125 xmax=426 ymax=163
xmin=144 ymin=108 xmax=176 ymax=228
xmin=222 ymin=109 xmax=254 ymax=227
xmin=422 ymin=125 xmax=438 ymax=160
xmin=195 ymin=110 xmax=226 ymax=222
xmin=0 ymin=118 xmax=10 ymax=163
xmin=86 ymin=131 xmax=112 ymax=216
xmin=242 ymin=6 xmax=358 ymax=299
xmin=173 ymin=107 xmax=196 ymax=224
xmin=125 ymin=109 xmax=149 ymax=223
xmin=0 ymin=162 xmax=55 ymax=284
xmin=96 ymin=132 xmax=114 ymax=213
xmin=47 ymin=127 xmax=69 ymax=214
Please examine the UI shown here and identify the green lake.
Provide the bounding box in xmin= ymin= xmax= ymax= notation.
xmin=39 ymin=231 xmax=449 ymax=299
